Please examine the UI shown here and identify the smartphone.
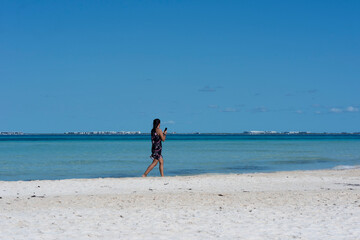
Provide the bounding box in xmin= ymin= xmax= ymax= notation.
xmin=164 ymin=127 xmax=167 ymax=132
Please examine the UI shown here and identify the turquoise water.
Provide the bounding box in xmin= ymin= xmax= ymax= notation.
xmin=0 ymin=134 xmax=360 ymax=181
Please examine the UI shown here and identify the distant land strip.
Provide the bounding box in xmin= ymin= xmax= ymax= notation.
xmin=1 ymin=131 xmax=360 ymax=136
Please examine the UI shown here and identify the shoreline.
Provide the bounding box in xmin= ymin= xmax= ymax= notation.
xmin=1 ymin=164 xmax=359 ymax=182
xmin=1 ymin=168 xmax=360 ymax=239
xmin=2 ymin=168 xmax=360 ymax=195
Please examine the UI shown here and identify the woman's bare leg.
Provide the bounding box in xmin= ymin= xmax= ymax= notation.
xmin=158 ymin=157 xmax=164 ymax=177
xmin=142 ymin=159 xmax=159 ymax=177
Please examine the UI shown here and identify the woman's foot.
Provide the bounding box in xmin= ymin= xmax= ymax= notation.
xmin=142 ymin=174 xmax=146 ymax=177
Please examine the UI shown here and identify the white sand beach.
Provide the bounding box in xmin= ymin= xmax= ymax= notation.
xmin=1 ymin=169 xmax=360 ymax=240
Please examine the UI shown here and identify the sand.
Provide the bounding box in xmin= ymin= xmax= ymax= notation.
xmin=1 ymin=169 xmax=360 ymax=239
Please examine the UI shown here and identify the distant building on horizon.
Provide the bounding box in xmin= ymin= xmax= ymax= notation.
xmin=0 ymin=132 xmax=24 ymax=135
xmin=243 ymin=131 xmax=278 ymax=134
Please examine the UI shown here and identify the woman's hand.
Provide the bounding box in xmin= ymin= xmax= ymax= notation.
xmin=157 ymin=128 xmax=167 ymax=142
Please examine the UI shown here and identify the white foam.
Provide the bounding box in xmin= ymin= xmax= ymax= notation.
xmin=333 ymin=165 xmax=360 ymax=170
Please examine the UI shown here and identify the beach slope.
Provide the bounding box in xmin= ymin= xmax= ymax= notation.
xmin=1 ymin=169 xmax=360 ymax=239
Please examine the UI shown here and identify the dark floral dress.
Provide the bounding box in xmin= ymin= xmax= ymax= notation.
xmin=150 ymin=130 xmax=162 ymax=160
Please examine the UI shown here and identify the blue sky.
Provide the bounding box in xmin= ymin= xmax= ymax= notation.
xmin=1 ymin=0 xmax=359 ymax=133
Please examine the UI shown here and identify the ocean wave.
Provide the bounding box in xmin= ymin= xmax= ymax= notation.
xmin=332 ymin=165 xmax=360 ymax=170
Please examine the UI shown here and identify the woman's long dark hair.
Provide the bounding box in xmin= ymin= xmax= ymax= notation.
xmin=151 ymin=118 xmax=160 ymax=134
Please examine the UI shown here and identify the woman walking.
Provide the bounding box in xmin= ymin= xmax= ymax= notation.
xmin=142 ymin=119 xmax=167 ymax=177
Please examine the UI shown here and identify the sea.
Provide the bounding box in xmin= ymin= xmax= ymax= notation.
xmin=1 ymin=134 xmax=360 ymax=181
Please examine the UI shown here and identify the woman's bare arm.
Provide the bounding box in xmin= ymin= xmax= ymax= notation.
xmin=156 ymin=128 xmax=166 ymax=142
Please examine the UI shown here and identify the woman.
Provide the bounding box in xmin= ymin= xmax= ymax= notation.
xmin=142 ymin=119 xmax=167 ymax=177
